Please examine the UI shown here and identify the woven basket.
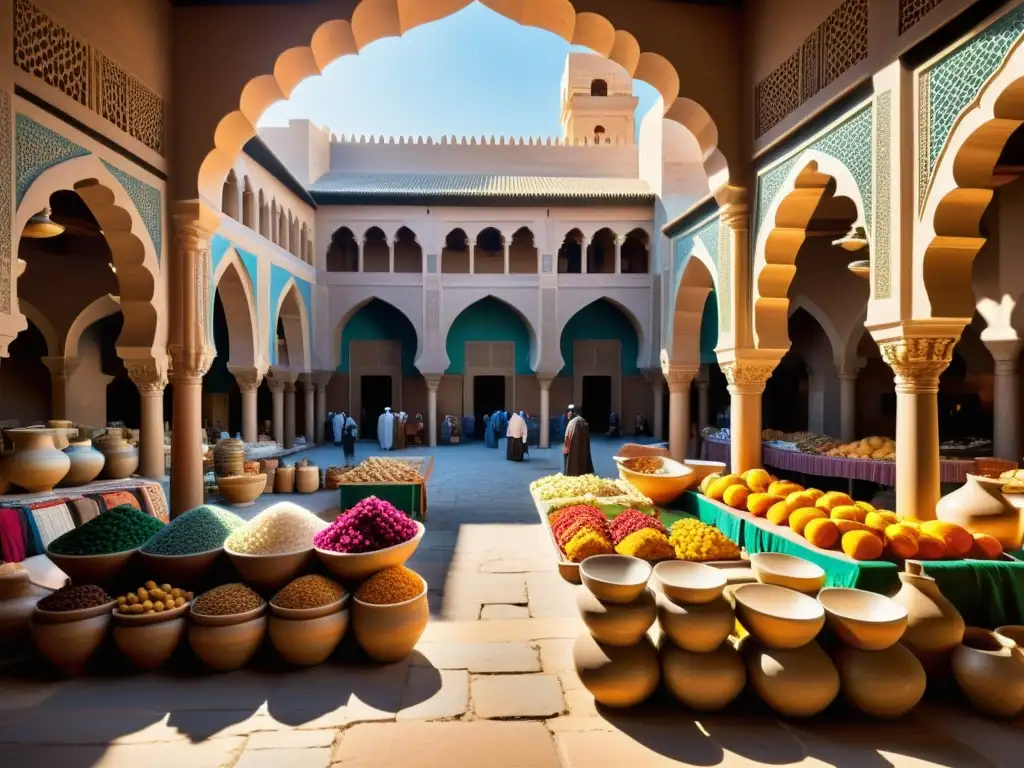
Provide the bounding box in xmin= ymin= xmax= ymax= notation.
xmin=213 ymin=437 xmax=245 ymax=478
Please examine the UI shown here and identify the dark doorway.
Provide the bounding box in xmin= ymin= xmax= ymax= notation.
xmin=474 ymin=375 xmax=506 ymax=439
xmin=583 ymin=375 xmax=612 ymax=434
xmin=360 ymin=375 xmax=392 ymax=441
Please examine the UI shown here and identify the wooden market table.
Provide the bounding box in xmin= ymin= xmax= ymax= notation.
xmin=337 ymin=456 xmax=434 ymax=521
xmin=677 ymin=491 xmax=1024 ymax=629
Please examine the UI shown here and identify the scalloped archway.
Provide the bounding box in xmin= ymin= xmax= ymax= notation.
xmin=670 ymin=241 xmax=716 ymax=368
xmin=272 ymin=278 xmax=311 ymax=371
xmin=195 ymin=1 xmax=731 ymax=214
xmin=212 ymin=249 xmax=260 ymax=368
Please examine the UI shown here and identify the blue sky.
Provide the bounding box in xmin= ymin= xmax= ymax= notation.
xmin=258 ymin=1 xmax=659 ymax=140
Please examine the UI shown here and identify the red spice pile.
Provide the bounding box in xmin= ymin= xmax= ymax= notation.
xmin=609 ymin=509 xmax=666 ymax=546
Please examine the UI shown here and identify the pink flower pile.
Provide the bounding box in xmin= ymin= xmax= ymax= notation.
xmin=314 ymin=496 xmax=419 ymax=553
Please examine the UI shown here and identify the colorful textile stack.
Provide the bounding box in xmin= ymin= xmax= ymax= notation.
xmin=611 ymin=509 xmax=674 ymax=561
xmin=549 ymin=505 xmax=613 ymax=563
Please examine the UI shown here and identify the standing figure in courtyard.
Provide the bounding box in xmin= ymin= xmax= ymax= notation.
xmin=486 ymin=411 xmax=501 ymax=448
xmin=559 ymin=405 xmax=575 ymax=442
xmin=635 ymin=413 xmax=649 ymax=436
xmin=563 ymin=413 xmax=594 ymax=476
xmin=378 ymin=407 xmax=395 ymax=451
xmin=506 ymin=411 xmax=528 ymax=462
xmin=332 ymin=411 xmax=345 ymax=446
xmin=340 ymin=412 xmax=358 ymax=465
xmin=607 ymin=412 xmax=621 ymax=438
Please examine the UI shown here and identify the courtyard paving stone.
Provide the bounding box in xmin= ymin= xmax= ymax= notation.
xmin=470 ymin=673 xmax=565 ymax=719
xmin=234 ymin=746 xmax=334 ymax=768
xmin=479 ymin=604 xmax=531 ymax=619
xmin=396 ymin=667 xmax=469 ymax=721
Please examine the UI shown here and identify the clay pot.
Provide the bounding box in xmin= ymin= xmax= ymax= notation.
xmin=269 ymin=607 xmax=349 ymax=667
xmin=45 ymin=546 xmax=137 ymax=587
xmin=112 ymin=605 xmax=188 ymax=670
xmin=733 ymin=583 xmax=825 ymax=649
xmin=739 ymin=635 xmax=840 ymax=717
xmin=890 ymin=561 xmax=965 ymax=672
xmin=259 ymin=458 xmax=280 ymax=473
xmin=832 ymin=643 xmax=926 ymax=718
xmin=937 ymin=474 xmax=1023 ymax=550
xmin=264 ymin=468 xmax=276 ymax=494
xmin=137 ymin=548 xmax=223 ymax=589
xmin=579 ymin=555 xmax=652 ymax=605
xmin=95 ymin=430 xmax=138 ymax=480
xmin=352 ymin=577 xmax=429 ymax=663
xmin=225 ymin=546 xmax=313 ymax=590
xmin=750 ymin=553 xmax=826 ymax=595
xmin=0 ymin=566 xmax=42 ymax=645
xmin=817 ymin=587 xmax=908 ymax=651
xmin=994 ymin=625 xmax=1024 ymax=647
xmin=295 ymin=466 xmax=320 ymax=493
xmin=659 ymin=636 xmax=746 ymax=711
xmin=274 ymin=466 xmax=296 ymax=493
xmin=576 ymin=587 xmax=656 ymax=647
xmin=951 ymin=627 xmax=1024 ymax=717
xmin=188 ymin=614 xmax=268 ymax=672
xmin=30 ymin=601 xmax=117 ymax=676
xmin=213 ymin=438 xmax=245 ymax=478
xmin=60 ymin=441 xmax=105 ymax=486
xmin=4 ymin=428 xmax=71 ymax=493
xmin=657 ymin=592 xmax=734 ymax=653
xmin=315 ymin=521 xmax=425 ymax=583
xmin=218 ymin=474 xmax=266 ymax=506
xmin=653 ymin=560 xmax=726 ymax=604
xmin=573 ymin=632 xmax=660 ymax=708
xmin=46 ymin=423 xmax=79 ymax=451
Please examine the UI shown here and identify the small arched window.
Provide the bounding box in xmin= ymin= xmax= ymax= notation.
xmin=594 ymin=125 xmax=606 ymax=144
xmin=590 ymin=79 xmax=608 ymax=97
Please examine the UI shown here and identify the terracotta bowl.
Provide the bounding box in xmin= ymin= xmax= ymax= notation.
xmin=137 ymin=548 xmax=223 ymax=588
xmin=315 ymin=522 xmax=425 ymax=583
xmin=112 ymin=601 xmax=190 ymax=626
xmin=995 ymin=625 xmax=1024 ymax=647
xmin=750 ymin=553 xmax=826 ymax=595
xmin=30 ymin=608 xmax=114 ymax=675
xmin=579 ymin=555 xmax=652 ymax=605
xmin=270 ymin=594 xmax=348 ymax=621
xmin=573 ymin=632 xmax=660 ymax=708
xmin=733 ymin=583 xmax=826 ymax=649
xmin=188 ymin=614 xmax=268 ymax=672
xmin=224 ymin=546 xmax=313 ymax=590
xmin=33 ymin=599 xmax=119 ymax=625
xmin=112 ymin=608 xmax=187 ymax=670
xmin=190 ymin=601 xmax=266 ymax=628
xmin=654 ymin=561 xmax=727 ymax=604
xmin=617 ymin=458 xmax=695 ymax=506
xmin=352 ymin=576 xmax=429 ymax=663
xmin=269 ymin=608 xmax=349 ymax=667
xmin=45 ymin=547 xmax=138 ymax=587
xmin=817 ymin=587 xmax=908 ymax=651
xmin=684 ymin=459 xmax=728 ymax=484
xmin=657 ymin=592 xmax=735 ymax=653
xmin=576 ymin=587 xmax=656 ymax=647
xmin=218 ymin=474 xmax=266 ymax=506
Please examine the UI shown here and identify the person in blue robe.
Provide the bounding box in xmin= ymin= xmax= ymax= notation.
xmin=483 ymin=413 xmax=497 ymax=448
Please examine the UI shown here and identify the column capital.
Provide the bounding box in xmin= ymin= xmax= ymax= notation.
xmin=228 ymin=364 xmax=263 ymax=393
xmin=721 ymin=360 xmax=775 ymax=395
xmin=879 ymin=336 xmax=956 ymax=393
xmin=168 ymin=345 xmax=214 ymax=384
xmin=41 ymin=355 xmax=79 ymax=378
xmin=663 ymin=367 xmax=696 ymax=394
xmin=125 ymin=359 xmax=168 ymax=394
xmin=715 ymin=185 xmax=748 ymax=228
xmin=312 ymin=371 xmax=334 ymax=390
xmin=536 ymin=372 xmax=557 ymax=391
xmin=983 ymin=338 xmax=1022 ymax=367
xmin=643 ymin=368 xmax=664 ymax=389
xmin=423 ymin=373 xmax=443 ymax=392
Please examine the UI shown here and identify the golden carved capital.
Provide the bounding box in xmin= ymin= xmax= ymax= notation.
xmin=721 ymin=361 xmax=775 ymax=393
xmin=126 ymin=360 xmax=168 ymax=393
xmin=879 ymin=337 xmax=956 ymax=392
xmin=229 ymin=365 xmax=263 ymax=393
xmin=168 ymin=345 xmax=211 ymax=385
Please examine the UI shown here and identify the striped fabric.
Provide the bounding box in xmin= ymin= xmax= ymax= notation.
xmin=27 ymin=500 xmax=76 ymax=548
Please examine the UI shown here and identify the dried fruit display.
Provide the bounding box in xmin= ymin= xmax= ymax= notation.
xmin=339 ymin=457 xmax=421 ymax=484
xmin=530 ymin=473 xmax=649 ymax=504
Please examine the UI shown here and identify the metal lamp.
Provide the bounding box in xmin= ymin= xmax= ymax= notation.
xmin=22 ymin=208 xmax=65 ymax=239
xmin=832 ymin=225 xmax=868 ymax=252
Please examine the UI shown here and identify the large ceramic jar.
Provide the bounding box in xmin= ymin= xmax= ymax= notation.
xmin=0 ymin=565 xmax=41 ymax=646
xmin=60 ymin=440 xmax=105 ymax=487
xmin=951 ymin=627 xmax=1024 ymax=717
xmin=46 ymin=421 xmax=78 ymax=450
xmin=936 ymin=474 xmax=1022 ymax=550
xmin=739 ymin=635 xmax=839 ymax=718
xmin=4 ymin=428 xmax=71 ymax=493
xmin=213 ymin=438 xmax=245 ymax=478
xmin=95 ymin=429 xmax=139 ymax=480
xmin=890 ymin=562 xmax=965 ymax=673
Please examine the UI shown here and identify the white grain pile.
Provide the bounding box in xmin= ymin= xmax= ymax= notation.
xmin=225 ymin=502 xmax=328 ymax=555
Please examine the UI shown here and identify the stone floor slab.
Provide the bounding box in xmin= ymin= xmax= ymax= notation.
xmin=537 ymin=638 xmax=576 ymax=672
xmin=397 ymin=668 xmax=469 ymax=722
xmin=480 ymin=604 xmax=530 ymax=620
xmin=470 ymin=674 xmax=564 ymax=719
xmin=411 ymin=642 xmax=541 ymax=673
xmin=234 ymin=746 xmax=333 ymax=768
xmin=244 ymin=729 xmax=336 ymax=750
xmin=0 ymin=737 xmax=247 ymax=768
xmin=331 ymin=721 xmax=561 ymax=768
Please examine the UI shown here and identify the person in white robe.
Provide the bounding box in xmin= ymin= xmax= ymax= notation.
xmin=332 ymin=412 xmax=345 ymax=445
xmin=377 ymin=407 xmax=395 ymax=450
xmin=506 ymin=412 xmax=528 ymax=462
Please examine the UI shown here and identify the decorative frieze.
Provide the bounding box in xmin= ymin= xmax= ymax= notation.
xmin=872 ymin=91 xmax=893 ymax=300
xmin=900 ymin=0 xmax=948 ymax=36
xmin=0 ymin=91 xmax=11 ymax=315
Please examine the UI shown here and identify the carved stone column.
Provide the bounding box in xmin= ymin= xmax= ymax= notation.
xmin=126 ymin=360 xmax=168 ymax=480
xmin=228 ymin=365 xmax=262 ymax=444
xmin=721 ymin=360 xmax=775 ymax=474
xmin=267 ymin=377 xmax=285 ymax=446
xmin=838 ymin=365 xmax=860 ymax=442
xmin=41 ymin=356 xmax=78 ymax=420
xmin=696 ymin=364 xmax=711 ymax=434
xmin=986 ymin=339 xmax=1021 ymax=462
xmin=314 ymin=372 xmax=331 ymax=443
xmin=880 ymin=336 xmax=956 ymax=521
xmin=538 ymin=374 xmax=553 ymax=448
xmin=644 ymin=370 xmax=665 ymax=441
xmin=302 ymin=377 xmax=315 ymax=442
xmin=284 ymin=380 xmax=297 ymax=448
xmin=168 ymin=205 xmax=217 ymax=516
xmin=662 ymin=362 xmax=697 ymax=462
xmin=424 ymin=374 xmax=442 ymax=447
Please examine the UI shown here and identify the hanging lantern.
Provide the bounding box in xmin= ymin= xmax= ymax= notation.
xmin=847 ymin=259 xmax=870 ymax=279
xmin=831 ymin=224 xmax=868 ymax=252
xmin=22 ymin=207 xmax=65 ymax=239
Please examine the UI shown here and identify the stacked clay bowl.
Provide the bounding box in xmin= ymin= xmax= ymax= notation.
xmin=315 ymin=521 xmax=425 ymax=583
xmin=654 ymin=561 xmax=745 ymax=711
xmin=750 ymin=553 xmax=826 ymax=595
xmin=112 ymin=600 xmax=190 ymax=671
xmin=225 ymin=546 xmax=312 ymax=591
xmin=616 ymin=456 xmax=695 ymax=506
xmin=352 ymin=570 xmax=429 ymax=663
xmin=817 ymin=587 xmax=923 ymax=718
xmin=31 ymin=595 xmax=118 ymax=676
xmin=268 ymin=576 xmax=350 ymax=667
xmin=574 ymin=555 xmax=660 ymax=708
xmin=188 ymin=585 xmax=268 ymax=672
xmin=217 ymin=474 xmax=267 ymax=506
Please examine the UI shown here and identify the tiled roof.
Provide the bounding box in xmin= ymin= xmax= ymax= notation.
xmin=308 ymin=173 xmax=654 ymax=206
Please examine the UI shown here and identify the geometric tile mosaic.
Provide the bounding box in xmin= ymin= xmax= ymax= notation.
xmin=14 ymin=113 xmax=89 ymax=207
xmin=101 ymin=159 xmax=162 ymax=262
xmin=899 ymin=0 xmax=948 ymax=36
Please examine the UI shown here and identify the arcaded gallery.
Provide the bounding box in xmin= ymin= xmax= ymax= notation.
xmin=2 ymin=0 xmax=1024 ymax=764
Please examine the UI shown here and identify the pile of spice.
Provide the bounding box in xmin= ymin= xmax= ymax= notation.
xmin=48 ymin=505 xmax=165 ymax=555
xmin=116 ymin=580 xmax=193 ymax=615
xmin=355 ymin=566 xmax=424 ymax=605
xmin=668 ymin=518 xmax=741 ymax=562
xmin=338 ymin=457 xmax=420 ymax=484
xmin=548 ymin=505 xmax=613 ymax=563
xmin=531 ymin=473 xmax=627 ymax=501
xmin=610 ymin=509 xmax=667 ymax=545
xmin=272 ymin=575 xmax=346 ymax=610
xmin=622 ymin=457 xmax=665 ymax=475
xmin=37 ymin=584 xmax=112 ymax=612
xmin=225 ymin=502 xmax=328 ymax=555
xmin=141 ymin=505 xmax=244 ymax=556
xmin=314 ymin=497 xmax=418 ymax=553
xmin=192 ymin=583 xmax=264 ymax=616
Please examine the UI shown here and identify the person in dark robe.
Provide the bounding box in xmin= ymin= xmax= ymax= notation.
xmin=340 ymin=412 xmax=357 ymax=465
xmin=635 ymin=413 xmax=649 ymax=436
xmin=557 ymin=405 xmax=575 ymax=443
xmin=506 ymin=411 xmax=528 ymax=462
xmin=563 ymin=414 xmax=594 ymax=476
xmin=607 ymin=412 xmax=621 ymax=438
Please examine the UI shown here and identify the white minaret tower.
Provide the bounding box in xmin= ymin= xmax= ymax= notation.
xmin=560 ymin=53 xmax=638 ymax=145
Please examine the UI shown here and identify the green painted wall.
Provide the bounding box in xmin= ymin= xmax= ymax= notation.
xmin=205 ymin=293 xmax=235 ymax=393
xmin=340 ymin=299 xmax=419 ymax=375
xmin=559 ymin=299 xmax=639 ymax=375
xmin=700 ymin=290 xmax=718 ymax=363
xmin=445 ymin=297 xmax=532 ymax=374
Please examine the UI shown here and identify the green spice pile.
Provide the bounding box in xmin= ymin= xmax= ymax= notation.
xmin=38 ymin=585 xmax=111 ymax=612
xmin=140 ymin=505 xmax=244 ymax=556
xmin=355 ymin=566 xmax=424 ymax=605
xmin=48 ymin=505 xmax=165 ymax=555
xmin=192 ymin=583 xmax=263 ymax=616
xmin=272 ymin=575 xmax=346 ymax=610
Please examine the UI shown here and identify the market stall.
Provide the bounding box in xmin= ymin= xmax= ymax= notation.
xmin=337 ymin=456 xmax=433 ymax=520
